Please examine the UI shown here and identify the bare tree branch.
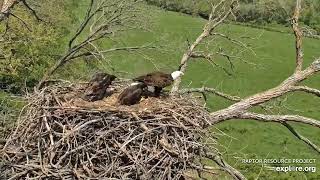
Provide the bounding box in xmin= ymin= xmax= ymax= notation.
xmin=190 ymin=51 xmax=213 ymax=60
xmin=291 ymin=85 xmax=320 ymax=97
xmin=38 ymin=0 xmax=146 ymax=88
xmin=292 ymin=0 xmax=303 ymax=72
xmin=211 ymin=32 xmax=251 ymax=51
xmin=210 ymin=57 xmax=320 ymax=123
xmin=9 ymin=12 xmax=31 ymax=31
xmin=235 ymin=112 xmax=320 ymax=153
xmin=21 ymin=0 xmax=43 ymax=21
xmin=236 ymin=112 xmax=320 ymax=128
xmin=206 ymin=152 xmax=246 ymax=180
xmin=0 ymin=0 xmax=42 ymax=22
xmin=170 ymin=0 xmax=239 ymax=94
xmin=179 ymin=87 xmax=241 ymax=102
xmin=99 ymin=44 xmax=157 ymax=53
xmin=282 ymin=122 xmax=320 ymax=154
xmin=68 ymin=0 xmax=94 ymax=49
xmin=0 ymin=0 xmax=19 ymax=21
xmin=69 ymin=44 xmax=157 ymax=60
xmin=187 ymin=0 xmax=319 ymax=127
xmin=193 ymin=0 xmax=320 ymax=166
xmin=189 ymin=50 xmax=235 ymax=75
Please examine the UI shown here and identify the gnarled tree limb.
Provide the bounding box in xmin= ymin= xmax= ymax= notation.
xmin=205 ymin=6 xmax=320 ymax=170
xmin=290 ymin=85 xmax=320 ymax=97
xmin=206 ymin=152 xmax=246 ymax=180
xmin=292 ymin=0 xmax=303 ymax=72
xmin=237 ymin=112 xmax=320 ymax=128
xmin=210 ymin=58 xmax=320 ymax=123
xmin=282 ymin=122 xmax=320 ymax=154
xmin=236 ymin=112 xmax=320 ymax=154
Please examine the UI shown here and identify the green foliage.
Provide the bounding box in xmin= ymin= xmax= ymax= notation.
xmin=0 ymin=0 xmax=72 ymax=93
xmin=0 ymin=92 xmax=25 ymax=139
xmin=145 ymin=0 xmax=320 ymax=33
xmin=236 ymin=0 xmax=289 ymax=24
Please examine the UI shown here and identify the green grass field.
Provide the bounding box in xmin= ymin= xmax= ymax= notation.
xmin=2 ymin=2 xmax=319 ymax=179
xmin=56 ymin=3 xmax=320 ymax=179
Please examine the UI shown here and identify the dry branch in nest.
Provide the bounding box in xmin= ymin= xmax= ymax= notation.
xmin=1 ymin=81 xmax=219 ymax=179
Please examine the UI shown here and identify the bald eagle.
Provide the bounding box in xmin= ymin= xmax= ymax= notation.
xmin=82 ymin=72 xmax=117 ymax=101
xmin=118 ymin=83 xmax=147 ymax=105
xmin=133 ymin=71 xmax=184 ymax=97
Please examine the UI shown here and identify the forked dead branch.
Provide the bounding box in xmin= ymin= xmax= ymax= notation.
xmin=173 ymin=0 xmax=320 ymax=156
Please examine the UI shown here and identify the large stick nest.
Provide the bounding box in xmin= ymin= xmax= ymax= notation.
xmin=1 ymin=81 xmax=218 ymax=179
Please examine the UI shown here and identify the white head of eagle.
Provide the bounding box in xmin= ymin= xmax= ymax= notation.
xmin=171 ymin=71 xmax=184 ymax=80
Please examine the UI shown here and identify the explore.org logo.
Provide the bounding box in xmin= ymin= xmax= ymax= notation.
xmin=241 ymin=158 xmax=317 ymax=173
xmin=268 ymin=165 xmax=316 ymax=173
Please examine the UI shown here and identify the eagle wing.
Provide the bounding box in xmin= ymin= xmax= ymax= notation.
xmin=118 ymin=85 xmax=143 ymax=105
xmin=83 ymin=73 xmax=116 ymax=101
xmin=133 ymin=72 xmax=173 ymax=88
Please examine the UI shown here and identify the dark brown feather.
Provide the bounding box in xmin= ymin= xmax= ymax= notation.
xmin=83 ymin=73 xmax=116 ymax=101
xmin=133 ymin=71 xmax=173 ymax=88
xmin=118 ymin=84 xmax=146 ymax=105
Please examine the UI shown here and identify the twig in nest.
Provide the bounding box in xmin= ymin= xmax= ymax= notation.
xmin=1 ymin=81 xmax=223 ymax=179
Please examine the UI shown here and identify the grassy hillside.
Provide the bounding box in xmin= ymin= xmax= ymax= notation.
xmin=1 ymin=1 xmax=319 ymax=179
